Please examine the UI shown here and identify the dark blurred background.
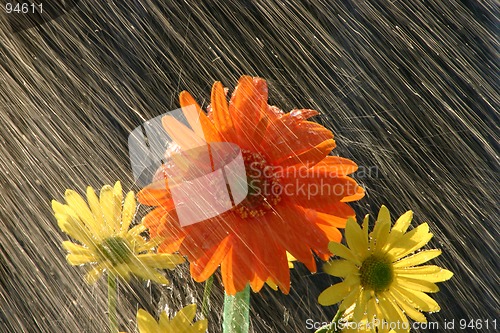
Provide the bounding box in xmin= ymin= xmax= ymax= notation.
xmin=0 ymin=1 xmax=498 ymax=332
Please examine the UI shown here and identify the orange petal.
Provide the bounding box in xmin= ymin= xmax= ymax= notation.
xmin=304 ymin=206 xmax=352 ymax=228
xmin=221 ymin=238 xmax=254 ymax=295
xmin=181 ymin=215 xmax=235 ymax=258
xmin=276 ymin=139 xmax=336 ymax=168
xmin=161 ymin=115 xmax=206 ymax=150
xmin=154 ymin=210 xmax=186 ymax=240
xmin=137 ymin=184 xmax=172 ymax=207
xmin=229 ymin=76 xmax=268 ymax=150
xmin=309 ymin=156 xmax=359 ymax=176
xmin=211 ymin=81 xmax=236 ymax=141
xmin=271 ymin=203 xmax=333 ymax=270
xmin=189 ymin=236 xmax=231 ymax=282
xmin=262 ymin=117 xmax=333 ymax=163
xmin=179 ymin=91 xmax=221 ymax=142
xmin=142 ymin=206 xmax=169 ymax=229
xmin=341 ymin=185 xmax=366 ymax=202
xmin=281 ymin=174 xmax=359 ymax=206
xmin=251 ymin=114 xmax=270 ymax=148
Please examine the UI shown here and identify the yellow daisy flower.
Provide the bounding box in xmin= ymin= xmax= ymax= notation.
xmin=52 ymin=181 xmax=185 ymax=284
xmin=136 ymin=304 xmax=208 ymax=333
xmin=318 ymin=206 xmax=453 ymax=333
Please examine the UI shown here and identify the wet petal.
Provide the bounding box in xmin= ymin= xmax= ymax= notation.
xmin=276 ymin=139 xmax=336 ymax=167
xmin=66 ymin=253 xmax=95 ymax=265
xmin=64 ymin=190 xmax=100 ymax=236
xmin=323 ymin=259 xmax=358 ymax=277
xmin=346 ymin=217 xmax=368 ymax=258
xmin=394 ymin=266 xmax=453 ymax=282
xmin=120 ymin=191 xmax=136 ymax=235
xmin=395 ymin=275 xmax=440 ymax=293
xmin=211 ymin=81 xmax=236 ymax=141
xmin=328 ymin=242 xmax=361 ymax=265
xmin=318 ymin=281 xmax=353 ymax=306
xmin=137 ymin=309 xmax=159 ymax=332
xmin=389 ymin=289 xmax=427 ymax=323
xmin=180 ymin=90 xmax=221 ymax=142
xmin=387 ymin=223 xmax=432 ymax=259
xmin=137 ymin=253 xmax=185 ymax=269
xmin=162 ymin=115 xmax=207 ymax=150
xmin=99 ymin=185 xmax=118 ymax=237
xmin=392 ymin=285 xmax=440 ymax=312
xmin=84 ymin=264 xmax=105 ymax=284
xmin=393 ymin=249 xmax=442 ymax=268
xmin=169 ymin=304 xmax=197 ymax=329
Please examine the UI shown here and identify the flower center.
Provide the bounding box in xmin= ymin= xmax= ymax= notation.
xmin=98 ymin=237 xmax=133 ymax=266
xmin=359 ymin=254 xmax=394 ymax=292
xmin=234 ymin=150 xmax=281 ymax=219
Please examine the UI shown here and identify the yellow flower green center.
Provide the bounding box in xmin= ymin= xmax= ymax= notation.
xmin=360 ymin=255 xmax=394 ymax=292
xmin=98 ymin=237 xmax=133 ymax=266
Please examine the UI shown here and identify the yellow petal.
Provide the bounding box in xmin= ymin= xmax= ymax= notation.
xmin=99 ymin=185 xmax=118 ymax=237
xmin=392 ymin=285 xmax=441 ymax=312
xmin=84 ymin=264 xmax=105 ymax=284
xmin=62 ymin=241 xmax=91 ymax=255
xmin=393 ymin=249 xmax=441 ymax=268
xmin=389 ymin=289 xmax=427 ymax=322
xmin=86 ymin=186 xmax=105 ymax=236
xmin=137 ymin=309 xmax=159 ymax=332
xmin=328 ymin=242 xmax=361 ymax=265
xmin=58 ymin=217 xmax=95 ymax=248
xmin=395 ymin=266 xmax=453 ymax=283
xmin=345 ymin=217 xmax=368 ymax=258
xmin=378 ymin=294 xmax=409 ymax=333
xmin=64 ymin=189 xmax=100 ymax=237
xmin=377 ymin=205 xmax=391 ymax=225
xmin=266 ymin=279 xmax=278 ymax=290
xmin=352 ymin=289 xmax=371 ymax=323
xmin=371 ymin=218 xmax=391 ymax=253
xmin=383 ymin=210 xmax=413 ymax=251
xmin=191 ymin=319 xmax=208 ymax=333
xmin=395 ymin=276 xmax=440 ymax=293
xmin=323 ymin=260 xmax=357 ymax=277
xmin=137 ymin=253 xmax=185 ymax=269
xmin=362 ymin=214 xmax=369 ymax=240
xmin=135 ymin=236 xmax=165 ymax=252
xmin=171 ymin=304 xmax=197 ymax=328
xmin=129 ymin=264 xmax=169 ymax=284
xmin=51 ymin=200 xmax=68 ymax=215
xmin=121 ymin=191 xmax=136 ymax=235
xmin=318 ymin=281 xmax=354 ymax=306
xmin=128 ymin=224 xmax=147 ymax=238
xmin=113 ymin=182 xmax=124 ymax=233
xmin=387 ymin=223 xmax=432 ymax=259
xmin=339 ymin=285 xmax=362 ymax=311
xmin=392 ymin=210 xmax=413 ymax=234
xmin=66 ymin=253 xmax=95 ymax=265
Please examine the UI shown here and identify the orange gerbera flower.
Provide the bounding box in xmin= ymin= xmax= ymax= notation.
xmin=138 ymin=76 xmax=364 ymax=295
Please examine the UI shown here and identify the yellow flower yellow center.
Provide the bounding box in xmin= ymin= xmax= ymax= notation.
xmin=98 ymin=237 xmax=133 ymax=266
xmin=234 ymin=150 xmax=281 ymax=219
xmin=360 ymin=255 xmax=394 ymax=292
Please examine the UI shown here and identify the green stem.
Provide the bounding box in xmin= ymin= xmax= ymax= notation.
xmin=107 ymin=273 xmax=118 ymax=333
xmin=201 ymin=275 xmax=214 ymax=319
xmin=222 ymin=284 xmax=250 ymax=333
